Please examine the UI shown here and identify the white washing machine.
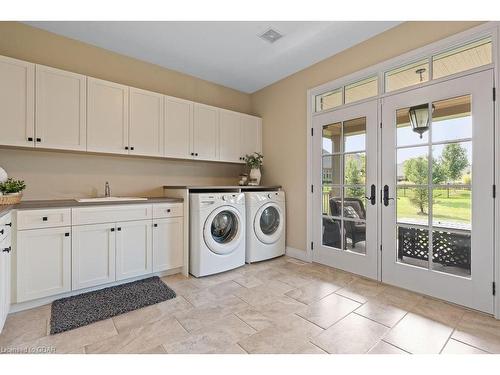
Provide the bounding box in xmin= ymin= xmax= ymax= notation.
xmin=189 ymin=192 xmax=246 ymax=277
xmin=245 ymin=191 xmax=285 ymax=263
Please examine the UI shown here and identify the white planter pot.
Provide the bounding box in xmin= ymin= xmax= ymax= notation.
xmin=249 ymin=168 xmax=261 ymax=185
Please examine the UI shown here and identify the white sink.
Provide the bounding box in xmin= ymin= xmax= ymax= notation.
xmin=76 ymin=197 xmax=148 ymax=203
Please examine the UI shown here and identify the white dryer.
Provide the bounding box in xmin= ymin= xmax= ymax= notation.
xmin=189 ymin=192 xmax=245 ymax=277
xmin=245 ymin=191 xmax=285 ymax=263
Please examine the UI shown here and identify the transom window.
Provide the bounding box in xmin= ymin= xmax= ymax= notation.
xmin=314 ymin=36 xmax=493 ymax=113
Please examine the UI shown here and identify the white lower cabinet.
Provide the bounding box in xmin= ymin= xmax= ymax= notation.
xmin=153 ymin=217 xmax=183 ymax=272
xmin=14 ymin=203 xmax=183 ymax=304
xmin=72 ymin=223 xmax=116 ymax=290
xmin=0 ymin=214 xmax=12 ymax=333
xmin=16 ymin=227 xmax=71 ymax=303
xmin=116 ymin=220 xmax=152 ymax=281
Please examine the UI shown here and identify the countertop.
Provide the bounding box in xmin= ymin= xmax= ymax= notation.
xmin=1 ymin=197 xmax=183 ymax=212
xmin=163 ymin=185 xmax=282 ymax=191
xmin=0 ymin=204 xmax=14 ymax=218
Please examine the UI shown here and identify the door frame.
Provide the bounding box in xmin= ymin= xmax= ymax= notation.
xmin=311 ymin=99 xmax=379 ymax=280
xmin=306 ymin=21 xmax=500 ymax=318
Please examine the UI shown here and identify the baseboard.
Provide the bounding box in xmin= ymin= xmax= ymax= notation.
xmin=285 ymin=246 xmax=311 ymax=262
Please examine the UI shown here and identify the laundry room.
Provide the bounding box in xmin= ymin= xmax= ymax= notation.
xmin=1 ymin=2 xmax=500 ymax=372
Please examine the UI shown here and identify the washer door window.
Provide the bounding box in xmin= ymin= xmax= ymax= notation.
xmin=204 ymin=206 xmax=243 ymax=255
xmin=254 ymin=203 xmax=283 ymax=244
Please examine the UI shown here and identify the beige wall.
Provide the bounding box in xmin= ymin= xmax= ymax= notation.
xmin=251 ymin=21 xmax=484 ymax=252
xmin=0 ymin=148 xmax=243 ymax=199
xmin=0 ymin=21 xmax=249 ymax=199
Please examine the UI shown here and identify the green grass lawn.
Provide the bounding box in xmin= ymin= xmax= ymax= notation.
xmin=397 ymin=188 xmax=471 ymax=224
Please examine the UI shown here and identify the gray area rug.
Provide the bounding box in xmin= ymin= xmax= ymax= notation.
xmin=50 ymin=276 xmax=176 ymax=334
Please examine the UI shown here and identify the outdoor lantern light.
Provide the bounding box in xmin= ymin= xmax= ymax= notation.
xmin=408 ymin=103 xmax=433 ymax=138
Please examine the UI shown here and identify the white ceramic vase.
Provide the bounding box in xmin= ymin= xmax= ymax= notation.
xmin=249 ymin=168 xmax=261 ymax=185
xmin=0 ymin=167 xmax=7 ymax=184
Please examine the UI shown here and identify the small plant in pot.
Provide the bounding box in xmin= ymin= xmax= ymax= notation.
xmin=244 ymin=152 xmax=263 ymax=186
xmin=0 ymin=178 xmax=26 ymax=205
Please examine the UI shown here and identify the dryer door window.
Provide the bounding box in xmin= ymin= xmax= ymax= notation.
xmin=254 ymin=203 xmax=284 ymax=245
xmin=211 ymin=210 xmax=239 ymax=244
xmin=203 ymin=205 xmax=244 ymax=255
xmin=260 ymin=206 xmax=280 ymax=235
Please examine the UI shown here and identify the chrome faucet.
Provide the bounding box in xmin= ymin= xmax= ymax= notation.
xmin=105 ymin=181 xmax=111 ymax=197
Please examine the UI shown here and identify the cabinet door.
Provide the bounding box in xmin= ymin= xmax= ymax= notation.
xmin=0 ymin=238 xmax=9 ymax=333
xmin=193 ymin=103 xmax=218 ymax=160
xmin=0 ymin=55 xmax=35 ymax=147
xmin=153 ymin=217 xmax=183 ymax=272
xmin=35 ymin=65 xmax=86 ymax=151
xmin=72 ymin=223 xmax=116 ymax=290
xmin=17 ymin=227 xmax=71 ymax=302
xmin=218 ymin=110 xmax=242 ymax=163
xmin=240 ymin=115 xmax=262 ymax=159
xmin=87 ymin=77 xmax=129 ymax=154
xmin=129 ymin=87 xmax=163 ymax=157
xmin=115 ymin=220 xmax=152 ymax=281
xmin=164 ymin=96 xmax=192 ymax=159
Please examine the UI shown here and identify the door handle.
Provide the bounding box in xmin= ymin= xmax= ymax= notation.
xmin=383 ymin=185 xmax=395 ymax=207
xmin=365 ymin=184 xmax=376 ymax=206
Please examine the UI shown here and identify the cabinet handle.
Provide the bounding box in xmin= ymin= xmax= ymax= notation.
xmin=27 ymin=137 xmax=33 ymax=142
xmin=117 ymin=227 xmax=121 ymax=231
xmin=36 ymin=137 xmax=42 ymax=142
xmin=130 ymin=146 xmax=134 ymax=151
xmin=65 ymin=232 xmax=70 ymax=237
xmin=110 ymin=228 xmax=115 ymax=232
xmin=195 ymin=153 xmax=199 ymax=156
xmin=153 ymin=223 xmax=158 ymax=228
xmin=190 ymin=152 xmax=194 ymax=156
xmin=125 ymin=146 xmax=129 ymax=150
xmin=0 ymin=229 xmax=3 ymax=235
xmin=166 ymin=209 xmax=171 ymax=213
xmin=42 ymin=216 xmax=48 ymax=221
xmin=5 ymin=222 xmax=11 ymax=227
xmin=2 ymin=246 xmax=11 ymax=253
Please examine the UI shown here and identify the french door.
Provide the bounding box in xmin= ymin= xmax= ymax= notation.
xmin=312 ymin=100 xmax=379 ymax=279
xmin=381 ymin=70 xmax=494 ymax=313
xmin=312 ymin=70 xmax=495 ymax=313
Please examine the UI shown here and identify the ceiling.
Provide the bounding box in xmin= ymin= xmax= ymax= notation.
xmin=25 ymin=21 xmax=401 ymax=93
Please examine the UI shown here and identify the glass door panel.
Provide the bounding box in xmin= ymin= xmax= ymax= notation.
xmin=381 ymin=70 xmax=494 ymax=313
xmin=313 ymin=100 xmax=378 ymax=279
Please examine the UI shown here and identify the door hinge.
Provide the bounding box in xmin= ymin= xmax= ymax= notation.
xmin=311 ymin=241 xmax=314 ymax=251
xmin=493 ymin=87 xmax=496 ymax=101
xmin=311 ymin=184 xmax=314 ymax=193
xmin=493 ymin=184 xmax=496 ymax=198
xmin=493 ymin=282 xmax=496 ymax=296
xmin=311 ymin=127 xmax=314 ymax=136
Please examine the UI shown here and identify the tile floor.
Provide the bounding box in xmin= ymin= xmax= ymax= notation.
xmin=1 ymin=256 xmax=499 ymax=354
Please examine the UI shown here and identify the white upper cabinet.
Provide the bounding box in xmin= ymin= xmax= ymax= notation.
xmin=193 ymin=103 xmax=218 ymax=160
xmin=35 ymin=65 xmax=86 ymax=151
xmin=240 ymin=114 xmax=262 ymax=159
xmin=0 ymin=55 xmax=35 ymax=147
xmin=164 ymin=96 xmax=193 ymax=159
xmin=87 ymin=77 xmax=129 ymax=154
xmin=218 ymin=109 xmax=242 ymax=163
xmin=0 ymin=54 xmax=262 ymax=163
xmin=129 ymin=87 xmax=164 ymax=157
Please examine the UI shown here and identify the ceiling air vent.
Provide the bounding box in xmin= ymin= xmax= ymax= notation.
xmin=259 ymin=28 xmax=283 ymax=43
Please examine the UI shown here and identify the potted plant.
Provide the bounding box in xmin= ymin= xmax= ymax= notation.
xmin=0 ymin=178 xmax=26 ymax=205
xmin=244 ymin=152 xmax=263 ymax=185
